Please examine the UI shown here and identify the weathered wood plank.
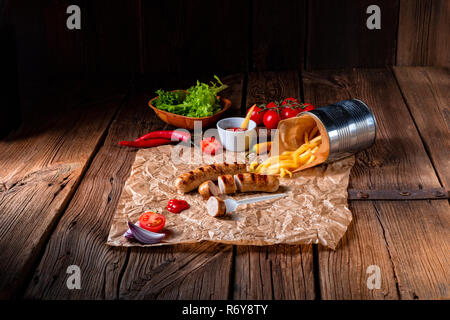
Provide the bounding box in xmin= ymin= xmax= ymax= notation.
xmin=397 ymin=0 xmax=449 ymax=66
xmin=118 ymin=74 xmax=244 ymax=300
xmin=142 ymin=1 xmax=249 ymax=74
xmin=233 ymin=71 xmax=315 ymax=300
xmin=252 ymin=0 xmax=306 ymax=71
xmin=306 ymin=0 xmax=399 ymax=69
xmin=393 ymin=66 xmax=450 ymax=189
xmin=41 ymin=0 xmax=140 ymax=76
xmin=0 ymin=88 xmax=126 ymax=299
xmin=24 ymin=90 xmax=167 ymax=299
xmin=303 ymin=68 xmax=449 ymax=299
xmin=318 ymin=201 xmax=399 ymax=299
xmin=372 ymin=200 xmax=449 ymax=299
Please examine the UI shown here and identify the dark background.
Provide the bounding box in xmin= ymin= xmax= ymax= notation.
xmin=1 ymin=0 xmax=449 ymax=136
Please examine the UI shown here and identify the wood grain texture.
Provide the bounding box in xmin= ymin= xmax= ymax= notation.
xmin=41 ymin=0 xmax=139 ymax=76
xmin=319 ymin=201 xmax=399 ymax=299
xmin=0 ymin=88 xmax=125 ymax=299
xmin=252 ymin=0 xmax=306 ymax=71
xmin=303 ymin=68 xmax=449 ymax=299
xmin=117 ymin=74 xmax=245 ymax=300
xmin=306 ymin=0 xmax=399 ymax=69
xmin=119 ymin=243 xmax=233 ymax=299
xmin=393 ymin=66 xmax=450 ymax=189
xmin=397 ymin=0 xmax=450 ymax=66
xmin=233 ymin=71 xmax=315 ymax=300
xmin=142 ymin=0 xmax=249 ymax=74
xmin=24 ymin=91 xmax=167 ymax=299
xmin=372 ymin=200 xmax=450 ymax=299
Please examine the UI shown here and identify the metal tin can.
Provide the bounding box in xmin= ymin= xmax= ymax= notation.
xmin=300 ymin=99 xmax=377 ymax=162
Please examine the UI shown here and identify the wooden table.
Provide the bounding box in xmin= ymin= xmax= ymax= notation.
xmin=0 ymin=67 xmax=448 ymax=300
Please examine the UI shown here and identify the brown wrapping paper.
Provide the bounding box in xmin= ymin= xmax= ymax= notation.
xmin=107 ymin=145 xmax=355 ymax=249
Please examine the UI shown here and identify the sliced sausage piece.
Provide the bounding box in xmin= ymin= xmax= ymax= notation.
xmin=218 ymin=174 xmax=237 ymax=194
xmin=206 ymin=196 xmax=227 ymax=217
xmin=234 ymin=173 xmax=280 ymax=193
xmin=198 ymin=180 xmax=220 ymax=200
xmin=175 ymin=162 xmax=247 ymax=193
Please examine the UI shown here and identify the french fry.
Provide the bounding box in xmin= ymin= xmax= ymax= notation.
xmin=266 ymin=160 xmax=298 ymax=171
xmin=281 ymin=150 xmax=294 ymax=156
xmin=249 ymin=161 xmax=259 ymax=172
xmin=280 ymin=168 xmax=293 ymax=178
xmin=310 ymin=135 xmax=322 ymax=144
xmin=258 ymin=125 xmax=322 ymax=177
xmin=309 ymin=127 xmax=319 ymax=140
xmin=292 ymin=144 xmax=309 ymax=158
xmin=305 ymin=154 xmax=316 ymax=165
xmin=296 ymin=149 xmax=312 ymax=166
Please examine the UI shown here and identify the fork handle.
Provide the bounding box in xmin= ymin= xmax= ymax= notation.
xmin=236 ymin=193 xmax=287 ymax=206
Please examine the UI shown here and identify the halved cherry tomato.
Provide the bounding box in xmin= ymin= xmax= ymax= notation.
xmin=263 ymin=110 xmax=281 ymax=129
xmin=247 ymin=105 xmax=265 ymax=126
xmin=201 ymin=137 xmax=222 ymax=155
xmin=139 ymin=211 xmax=166 ymax=232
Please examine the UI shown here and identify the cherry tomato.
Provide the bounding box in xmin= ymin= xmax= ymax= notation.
xmin=301 ymin=103 xmax=315 ymax=112
xmin=263 ymin=110 xmax=281 ymax=129
xmin=247 ymin=105 xmax=265 ymax=126
xmin=265 ymin=102 xmax=278 ymax=110
xmin=139 ymin=211 xmax=166 ymax=232
xmin=281 ymin=107 xmax=301 ymax=119
xmin=282 ymin=97 xmax=300 ymax=107
xmin=201 ymin=137 xmax=222 ymax=155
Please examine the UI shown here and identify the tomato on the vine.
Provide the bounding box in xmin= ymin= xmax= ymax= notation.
xmin=282 ymin=97 xmax=300 ymax=107
xmin=265 ymin=102 xmax=278 ymax=110
xmin=301 ymin=103 xmax=315 ymax=112
xmin=281 ymin=107 xmax=301 ymax=119
xmin=247 ymin=105 xmax=265 ymax=126
xmin=263 ymin=110 xmax=281 ymax=129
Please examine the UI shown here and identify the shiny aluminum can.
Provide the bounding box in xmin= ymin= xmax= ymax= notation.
xmin=300 ymin=99 xmax=377 ymax=162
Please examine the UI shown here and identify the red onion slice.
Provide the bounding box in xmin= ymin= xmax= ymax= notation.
xmin=125 ymin=221 xmax=165 ymax=244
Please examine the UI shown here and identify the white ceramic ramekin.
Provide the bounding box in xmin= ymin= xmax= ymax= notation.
xmin=216 ymin=117 xmax=257 ymax=152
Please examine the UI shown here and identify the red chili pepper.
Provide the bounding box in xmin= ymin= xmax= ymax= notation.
xmin=135 ymin=130 xmax=191 ymax=143
xmin=118 ymin=138 xmax=172 ymax=148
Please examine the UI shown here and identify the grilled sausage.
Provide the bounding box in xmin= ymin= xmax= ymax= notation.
xmin=218 ymin=174 xmax=237 ymax=194
xmin=234 ymin=173 xmax=280 ymax=193
xmin=175 ymin=162 xmax=246 ymax=193
xmin=198 ymin=180 xmax=221 ymax=200
xmin=206 ymin=196 xmax=227 ymax=217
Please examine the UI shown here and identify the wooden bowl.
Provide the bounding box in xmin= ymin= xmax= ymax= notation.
xmin=148 ymin=95 xmax=232 ymax=130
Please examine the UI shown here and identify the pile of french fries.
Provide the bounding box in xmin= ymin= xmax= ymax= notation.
xmin=250 ymin=126 xmax=322 ymax=178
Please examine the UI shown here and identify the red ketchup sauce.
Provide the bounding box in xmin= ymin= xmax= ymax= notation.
xmin=167 ymin=199 xmax=190 ymax=213
xmin=226 ymin=127 xmax=247 ymax=132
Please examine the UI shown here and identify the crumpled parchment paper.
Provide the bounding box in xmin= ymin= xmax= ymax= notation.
xmin=107 ymin=144 xmax=354 ymax=249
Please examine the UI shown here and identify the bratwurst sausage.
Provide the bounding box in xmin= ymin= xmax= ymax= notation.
xmin=198 ymin=180 xmax=220 ymax=200
xmin=234 ymin=173 xmax=280 ymax=193
xmin=218 ymin=174 xmax=237 ymax=194
xmin=175 ymin=162 xmax=247 ymax=193
xmin=206 ymin=196 xmax=227 ymax=217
